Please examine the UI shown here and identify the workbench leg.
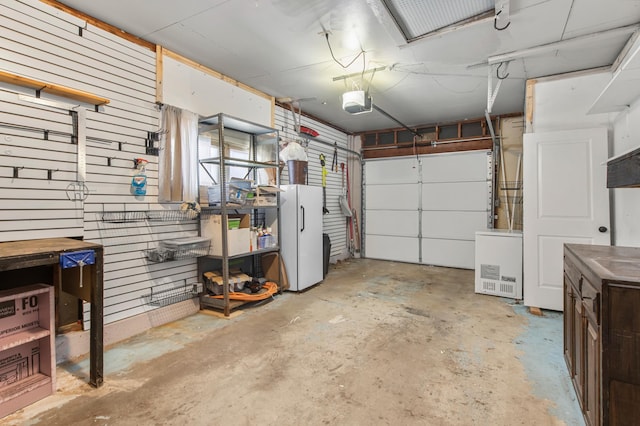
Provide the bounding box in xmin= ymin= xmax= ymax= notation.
xmin=90 ymin=248 xmax=104 ymax=387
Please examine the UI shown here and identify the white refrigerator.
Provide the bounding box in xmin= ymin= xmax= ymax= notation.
xmin=280 ymin=184 xmax=323 ymax=291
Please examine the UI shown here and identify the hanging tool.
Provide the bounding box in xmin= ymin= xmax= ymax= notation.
xmin=339 ymin=163 xmax=352 ymax=217
xmin=331 ymin=142 xmax=338 ymax=172
xmin=353 ymin=209 xmax=360 ymax=252
xmin=345 ymin=161 xmax=357 ymax=252
xmin=340 ymin=162 xmax=353 ymax=255
xmin=320 ymin=153 xmax=329 ymax=214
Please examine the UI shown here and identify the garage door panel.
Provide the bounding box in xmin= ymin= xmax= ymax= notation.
xmin=422 ymin=238 xmax=475 ymax=269
xmin=422 ymin=211 xmax=487 ymax=240
xmin=365 ymin=158 xmax=420 ymax=184
xmin=367 ymin=210 xmax=418 ymax=237
xmin=422 ymin=150 xmax=490 ymax=182
xmin=364 ymin=151 xmax=491 ymax=269
xmin=366 ymin=235 xmax=419 ymax=263
xmin=366 ymin=184 xmax=420 ymax=210
xmin=422 ymin=181 xmax=489 ymax=211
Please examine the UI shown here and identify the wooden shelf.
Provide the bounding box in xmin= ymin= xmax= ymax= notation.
xmin=0 ymin=327 xmax=50 ymax=352
xmin=200 ymin=295 xmax=248 ymax=312
xmin=0 ymin=71 xmax=110 ymax=106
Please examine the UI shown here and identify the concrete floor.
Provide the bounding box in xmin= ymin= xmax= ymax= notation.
xmin=6 ymin=259 xmax=584 ymax=425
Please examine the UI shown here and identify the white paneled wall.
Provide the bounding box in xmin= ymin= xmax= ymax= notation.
xmin=275 ymin=106 xmax=355 ymax=260
xmin=0 ymin=0 xmax=199 ymax=328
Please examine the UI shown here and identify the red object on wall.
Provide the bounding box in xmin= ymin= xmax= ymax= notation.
xmin=299 ymin=126 xmax=319 ymax=137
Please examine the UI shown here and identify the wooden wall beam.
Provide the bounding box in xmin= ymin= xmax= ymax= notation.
xmin=40 ymin=0 xmax=156 ymax=51
xmin=363 ymin=139 xmax=493 ymax=159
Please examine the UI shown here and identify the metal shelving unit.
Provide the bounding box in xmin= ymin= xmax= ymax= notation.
xmin=197 ymin=113 xmax=281 ymax=316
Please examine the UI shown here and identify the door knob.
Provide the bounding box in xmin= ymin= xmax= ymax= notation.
xmin=598 ymin=226 xmax=608 ymax=233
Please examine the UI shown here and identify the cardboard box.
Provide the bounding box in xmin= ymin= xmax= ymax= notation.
xmin=201 ymin=214 xmax=250 ymax=256
xmin=254 ymin=185 xmax=282 ymax=207
xmin=0 ymin=290 xmax=42 ymax=340
xmin=0 ymin=340 xmax=40 ymax=389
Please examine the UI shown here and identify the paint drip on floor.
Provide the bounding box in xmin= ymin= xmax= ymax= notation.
xmin=510 ymin=303 xmax=585 ymax=426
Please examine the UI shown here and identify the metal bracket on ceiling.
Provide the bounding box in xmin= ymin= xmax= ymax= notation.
xmin=486 ymin=61 xmax=510 ymax=113
xmin=494 ymin=0 xmax=511 ymax=31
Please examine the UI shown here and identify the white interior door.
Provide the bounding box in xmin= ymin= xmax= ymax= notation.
xmin=523 ymin=128 xmax=610 ymax=311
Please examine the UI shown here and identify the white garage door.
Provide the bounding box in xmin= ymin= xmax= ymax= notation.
xmin=365 ymin=151 xmax=492 ymax=268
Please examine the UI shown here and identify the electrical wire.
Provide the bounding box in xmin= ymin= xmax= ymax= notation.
xmin=325 ymin=33 xmax=365 ymax=69
xmin=209 ymin=281 xmax=278 ymax=301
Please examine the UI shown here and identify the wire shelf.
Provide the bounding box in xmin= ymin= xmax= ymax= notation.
xmin=144 ymin=238 xmax=211 ymax=262
xmin=144 ymin=282 xmax=201 ymax=307
xmin=102 ymin=209 xmax=199 ymax=223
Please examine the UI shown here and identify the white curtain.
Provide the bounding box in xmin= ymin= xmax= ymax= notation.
xmin=159 ymin=105 xmax=199 ymax=202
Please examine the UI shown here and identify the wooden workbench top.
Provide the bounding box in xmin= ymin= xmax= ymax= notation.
xmin=565 ymin=243 xmax=640 ymax=284
xmin=0 ymin=238 xmax=103 ymax=271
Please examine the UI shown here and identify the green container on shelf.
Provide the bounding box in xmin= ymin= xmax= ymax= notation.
xmin=228 ymin=218 xmax=241 ymax=229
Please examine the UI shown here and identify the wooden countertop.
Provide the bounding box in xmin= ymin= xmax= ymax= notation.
xmin=565 ymin=243 xmax=640 ymax=284
xmin=0 ymin=238 xmax=103 ymax=272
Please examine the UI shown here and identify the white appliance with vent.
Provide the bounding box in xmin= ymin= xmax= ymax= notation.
xmin=475 ymin=230 xmax=522 ymax=299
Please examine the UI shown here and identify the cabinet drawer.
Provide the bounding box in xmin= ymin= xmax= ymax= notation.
xmin=581 ymin=277 xmax=600 ymax=325
xmin=564 ymin=256 xmax=581 ymax=288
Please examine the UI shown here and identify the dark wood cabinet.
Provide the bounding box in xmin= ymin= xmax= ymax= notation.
xmin=564 ymin=244 xmax=640 ymax=426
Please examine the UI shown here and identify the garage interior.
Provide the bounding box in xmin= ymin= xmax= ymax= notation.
xmin=1 ymin=0 xmax=640 ymax=425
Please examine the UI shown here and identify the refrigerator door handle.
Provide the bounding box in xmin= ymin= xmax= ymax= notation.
xmin=300 ymin=205 xmax=305 ymax=232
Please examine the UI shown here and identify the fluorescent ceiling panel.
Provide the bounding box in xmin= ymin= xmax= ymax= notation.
xmin=382 ymin=0 xmax=494 ymax=42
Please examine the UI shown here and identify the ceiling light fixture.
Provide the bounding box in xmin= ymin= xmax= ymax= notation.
xmin=342 ymin=90 xmax=372 ymax=114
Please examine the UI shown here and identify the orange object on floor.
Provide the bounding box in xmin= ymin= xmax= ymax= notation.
xmin=209 ymin=281 xmax=278 ymax=301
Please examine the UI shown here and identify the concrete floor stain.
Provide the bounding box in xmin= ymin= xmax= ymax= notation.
xmin=5 ymin=259 xmax=584 ymax=426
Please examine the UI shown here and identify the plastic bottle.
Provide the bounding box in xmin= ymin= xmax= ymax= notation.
xmin=131 ymin=158 xmax=148 ymax=196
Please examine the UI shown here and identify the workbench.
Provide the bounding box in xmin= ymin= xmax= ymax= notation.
xmin=0 ymin=238 xmax=104 ymax=388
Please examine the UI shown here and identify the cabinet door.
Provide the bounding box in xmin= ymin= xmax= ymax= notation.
xmin=564 ymin=276 xmax=575 ymax=374
xmin=574 ymin=296 xmax=585 ymax=406
xmin=584 ymin=318 xmax=600 ymax=426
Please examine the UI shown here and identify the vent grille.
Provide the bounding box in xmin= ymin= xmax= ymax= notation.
xmin=480 ymin=280 xmax=516 ymax=298
xmin=482 ymin=281 xmax=496 ymax=292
